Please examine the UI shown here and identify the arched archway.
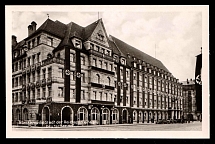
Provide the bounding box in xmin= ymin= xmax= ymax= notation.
xmin=138 ymin=111 xmax=143 ymax=123
xmin=42 ymin=106 xmax=50 ymax=126
xmin=61 ymin=106 xmax=73 ymax=125
xmin=77 ymin=106 xmax=88 ymax=125
xmin=122 ymin=108 xmax=128 ymax=124
xmin=144 ymin=111 xmax=148 ymax=123
xmin=112 ymin=108 xmax=119 ymax=124
xmin=133 ymin=110 xmax=138 ymax=123
xmin=23 ymin=108 xmax=28 ymax=121
xmin=102 ymin=108 xmax=110 ymax=125
xmin=154 ymin=111 xmax=157 ymax=123
xmin=91 ymin=107 xmax=100 ymax=125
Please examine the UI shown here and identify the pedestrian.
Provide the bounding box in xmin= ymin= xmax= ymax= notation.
xmin=27 ymin=119 xmax=31 ymax=127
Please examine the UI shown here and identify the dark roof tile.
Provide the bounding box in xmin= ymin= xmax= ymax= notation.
xmin=110 ymin=35 xmax=170 ymax=72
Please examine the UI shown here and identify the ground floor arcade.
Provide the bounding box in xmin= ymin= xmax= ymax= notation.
xmin=12 ymin=102 xmax=183 ymax=126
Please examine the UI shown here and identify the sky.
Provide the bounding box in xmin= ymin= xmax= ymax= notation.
xmin=10 ymin=5 xmax=205 ymax=82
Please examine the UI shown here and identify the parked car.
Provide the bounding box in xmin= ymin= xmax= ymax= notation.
xmin=167 ymin=119 xmax=174 ymax=124
xmin=156 ymin=119 xmax=168 ymax=124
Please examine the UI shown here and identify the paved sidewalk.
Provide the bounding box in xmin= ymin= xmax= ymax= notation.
xmin=12 ymin=122 xmax=156 ymax=129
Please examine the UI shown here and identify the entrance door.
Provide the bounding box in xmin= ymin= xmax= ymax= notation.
xmin=42 ymin=107 xmax=50 ymax=126
xmin=122 ymin=109 xmax=128 ymax=124
xmin=62 ymin=107 xmax=72 ymax=125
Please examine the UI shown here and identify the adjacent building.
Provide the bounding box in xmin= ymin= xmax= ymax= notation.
xmin=181 ymin=79 xmax=202 ymax=121
xmin=12 ymin=18 xmax=183 ymax=126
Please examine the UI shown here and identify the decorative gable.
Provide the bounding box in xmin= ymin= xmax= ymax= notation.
xmin=88 ymin=19 xmax=109 ymax=48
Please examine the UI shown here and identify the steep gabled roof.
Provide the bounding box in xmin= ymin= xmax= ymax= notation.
xmin=26 ymin=19 xmax=67 ymax=40
xmin=82 ymin=19 xmax=100 ymax=41
xmin=110 ymin=35 xmax=170 ymax=72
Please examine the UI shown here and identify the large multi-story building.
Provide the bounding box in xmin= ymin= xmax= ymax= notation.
xmin=12 ymin=18 xmax=183 ymax=126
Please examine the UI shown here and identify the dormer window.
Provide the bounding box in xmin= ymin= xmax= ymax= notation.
xmin=97 ymin=30 xmax=104 ymax=41
xmin=75 ymin=39 xmax=81 ymax=48
xmin=120 ymin=58 xmax=125 ymax=65
xmin=14 ymin=51 xmax=18 ymax=58
xmin=90 ymin=43 xmax=94 ymax=49
xmin=133 ymin=62 xmax=136 ymax=68
xmin=106 ymin=50 xmax=110 ymax=56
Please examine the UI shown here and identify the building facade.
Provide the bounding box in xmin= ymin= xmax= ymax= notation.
xmin=12 ymin=18 xmax=183 ymax=126
xmin=181 ymin=79 xmax=202 ymax=121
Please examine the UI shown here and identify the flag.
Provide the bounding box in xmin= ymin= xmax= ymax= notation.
xmin=195 ymin=53 xmax=202 ymax=112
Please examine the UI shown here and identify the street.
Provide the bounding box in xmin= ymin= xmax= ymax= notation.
xmin=12 ymin=121 xmax=202 ymax=131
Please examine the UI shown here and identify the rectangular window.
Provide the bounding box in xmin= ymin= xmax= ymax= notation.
xmin=28 ymin=57 xmax=31 ymax=66
xmin=70 ymin=53 xmax=74 ymax=62
xmin=133 ymin=73 xmax=136 ymax=80
xmin=104 ymin=62 xmax=107 ymax=69
xmin=19 ymin=76 xmax=22 ymax=86
xmin=110 ymin=93 xmax=112 ymax=101
xmin=32 ymin=90 xmax=35 ymax=99
xmin=58 ymin=87 xmax=63 ymax=97
xmin=109 ymin=64 xmax=113 ymax=71
xmin=70 ymin=89 xmax=75 ymax=98
xmin=70 ymin=71 xmax=74 ymax=80
xmin=37 ymin=36 xmax=40 ymax=45
xmin=47 ymin=37 xmax=53 ymax=46
xmin=126 ymin=96 xmax=128 ymax=103
xmin=120 ymin=96 xmax=123 ymax=103
xmin=32 ymin=72 xmax=35 ymax=82
xmin=37 ymin=71 xmax=40 ymax=81
xmin=42 ymin=69 xmax=46 ymax=79
xmin=81 ymin=90 xmax=85 ymax=100
xmin=81 ymin=56 xmax=85 ymax=65
xmin=93 ymin=91 xmax=96 ymax=100
xmin=27 ymin=74 xmax=30 ymax=83
xmin=19 ymin=92 xmax=22 ymax=101
xmin=99 ymin=92 xmax=102 ymax=100
xmin=99 ymin=60 xmax=102 ymax=68
xmin=93 ymin=58 xmax=96 ymax=67
xmin=114 ymin=95 xmax=116 ymax=102
xmin=48 ymin=67 xmax=52 ymax=78
xmin=58 ymin=68 xmax=64 ymax=78
xmin=37 ymin=89 xmax=40 ymax=98
xmin=48 ymin=87 xmax=52 ymax=97
xmin=42 ymin=87 xmax=46 ymax=98
xmin=37 ymin=53 xmax=40 ymax=63
xmin=133 ymin=97 xmax=136 ymax=104
xmin=12 ymin=78 xmax=14 ymax=88
xmin=32 ymin=39 xmax=35 ymax=48
xmin=81 ymin=73 xmax=85 ymax=82
xmin=139 ymin=97 xmax=142 ymax=105
xmin=100 ymin=48 xmax=104 ymax=53
xmin=28 ymin=41 xmax=31 ymax=49
xmin=105 ymin=93 xmax=107 ymax=101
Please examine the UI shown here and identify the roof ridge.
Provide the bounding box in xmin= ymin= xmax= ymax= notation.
xmin=109 ymin=35 xmax=125 ymax=57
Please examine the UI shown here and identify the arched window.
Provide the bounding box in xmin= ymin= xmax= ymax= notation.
xmin=78 ymin=107 xmax=88 ymax=121
xmin=112 ymin=108 xmax=118 ymax=121
xmin=91 ymin=107 xmax=100 ymax=121
xmin=133 ymin=110 xmax=137 ymax=121
xmin=96 ymin=74 xmax=100 ymax=84
xmin=107 ymin=77 xmax=111 ymax=86
xmin=23 ymin=108 xmax=28 ymax=121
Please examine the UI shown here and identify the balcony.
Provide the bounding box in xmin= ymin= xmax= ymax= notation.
xmin=90 ymin=82 xmax=115 ymax=90
xmin=41 ymin=79 xmax=46 ymax=87
xmin=42 ymin=57 xmax=64 ymax=66
xmin=91 ymin=100 xmax=114 ymax=106
xmin=35 ymin=81 xmax=41 ymax=88
xmin=47 ymin=78 xmax=52 ymax=86
xmin=91 ymin=66 xmax=115 ymax=75
xmin=89 ymin=49 xmax=113 ymax=61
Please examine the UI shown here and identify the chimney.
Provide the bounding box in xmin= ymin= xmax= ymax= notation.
xmin=187 ymin=79 xmax=189 ymax=84
xmin=28 ymin=21 xmax=37 ymax=36
xmin=12 ymin=35 xmax=17 ymax=48
xmin=28 ymin=25 xmax=33 ymax=36
xmin=31 ymin=21 xmax=37 ymax=32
